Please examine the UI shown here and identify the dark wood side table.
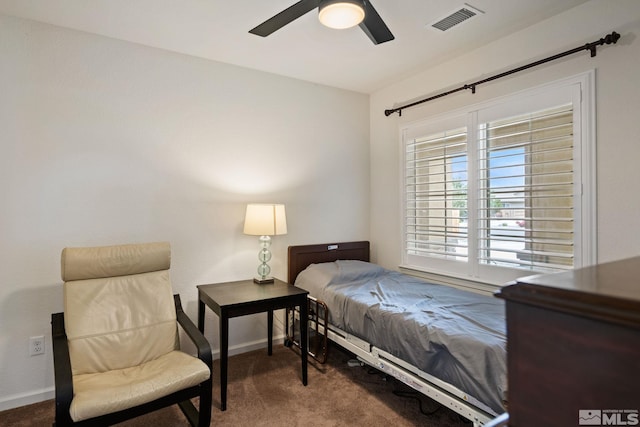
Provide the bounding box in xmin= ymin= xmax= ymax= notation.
xmin=495 ymin=257 xmax=640 ymax=427
xmin=197 ymin=278 xmax=309 ymax=411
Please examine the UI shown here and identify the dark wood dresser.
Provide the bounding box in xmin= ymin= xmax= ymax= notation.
xmin=495 ymin=257 xmax=640 ymax=427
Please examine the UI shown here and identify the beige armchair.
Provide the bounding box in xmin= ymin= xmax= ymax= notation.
xmin=51 ymin=242 xmax=212 ymax=426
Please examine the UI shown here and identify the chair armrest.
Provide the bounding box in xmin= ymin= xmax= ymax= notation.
xmin=51 ymin=312 xmax=74 ymax=426
xmin=174 ymin=294 xmax=212 ymax=369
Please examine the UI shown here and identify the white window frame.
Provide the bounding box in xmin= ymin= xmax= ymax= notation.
xmin=400 ymin=71 xmax=596 ymax=286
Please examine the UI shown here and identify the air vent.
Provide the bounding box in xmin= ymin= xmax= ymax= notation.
xmin=431 ymin=5 xmax=482 ymax=31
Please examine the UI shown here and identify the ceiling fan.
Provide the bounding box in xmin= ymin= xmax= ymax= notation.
xmin=249 ymin=0 xmax=394 ymax=45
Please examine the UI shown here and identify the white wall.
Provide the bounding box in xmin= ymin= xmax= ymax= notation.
xmin=0 ymin=15 xmax=370 ymax=409
xmin=370 ymin=0 xmax=640 ymax=274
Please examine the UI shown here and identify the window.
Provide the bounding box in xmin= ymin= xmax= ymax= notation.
xmin=402 ymin=73 xmax=595 ymax=285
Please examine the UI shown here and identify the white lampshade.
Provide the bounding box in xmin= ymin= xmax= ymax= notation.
xmin=243 ymin=204 xmax=287 ymax=236
xmin=318 ymin=0 xmax=365 ymax=30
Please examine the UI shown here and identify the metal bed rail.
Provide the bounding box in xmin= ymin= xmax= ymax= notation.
xmin=285 ymin=295 xmax=329 ymax=364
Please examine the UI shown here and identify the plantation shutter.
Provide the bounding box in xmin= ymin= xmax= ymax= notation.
xmin=401 ymin=74 xmax=593 ymax=284
xmin=405 ymin=127 xmax=468 ymax=262
xmin=477 ymin=104 xmax=574 ymax=272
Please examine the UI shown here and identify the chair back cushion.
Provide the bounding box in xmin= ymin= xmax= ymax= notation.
xmin=62 ymin=242 xmax=178 ymax=375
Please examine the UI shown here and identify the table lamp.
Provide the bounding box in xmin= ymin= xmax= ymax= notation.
xmin=243 ymin=203 xmax=287 ymax=284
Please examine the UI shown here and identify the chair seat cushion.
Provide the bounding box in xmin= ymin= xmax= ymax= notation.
xmin=69 ymin=350 xmax=210 ymax=422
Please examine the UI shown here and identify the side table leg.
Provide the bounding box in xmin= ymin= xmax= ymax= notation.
xmin=197 ymin=299 xmax=205 ymax=332
xmin=267 ymin=309 xmax=273 ymax=356
xmin=220 ymin=314 xmax=229 ymax=411
xmin=299 ymin=299 xmax=308 ymax=386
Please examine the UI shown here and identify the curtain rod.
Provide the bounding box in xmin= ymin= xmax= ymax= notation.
xmin=384 ymin=31 xmax=621 ymax=117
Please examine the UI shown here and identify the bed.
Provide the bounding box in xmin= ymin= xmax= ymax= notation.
xmin=287 ymin=241 xmax=507 ymax=426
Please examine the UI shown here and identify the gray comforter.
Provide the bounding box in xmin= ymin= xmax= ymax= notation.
xmin=294 ymin=260 xmax=507 ymax=415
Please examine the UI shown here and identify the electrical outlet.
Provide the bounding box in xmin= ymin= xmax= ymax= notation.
xmin=29 ymin=336 xmax=45 ymax=356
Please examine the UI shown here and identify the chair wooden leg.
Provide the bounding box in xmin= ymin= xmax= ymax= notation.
xmin=198 ymin=378 xmax=213 ymax=427
xmin=177 ymin=400 xmax=198 ymax=426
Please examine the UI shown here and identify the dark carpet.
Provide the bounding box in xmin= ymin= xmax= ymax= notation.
xmin=0 ymin=344 xmax=471 ymax=426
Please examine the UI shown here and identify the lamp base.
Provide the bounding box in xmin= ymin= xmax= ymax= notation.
xmin=254 ymin=276 xmax=274 ymax=284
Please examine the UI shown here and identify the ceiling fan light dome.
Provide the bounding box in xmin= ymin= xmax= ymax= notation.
xmin=319 ymin=0 xmax=365 ymax=29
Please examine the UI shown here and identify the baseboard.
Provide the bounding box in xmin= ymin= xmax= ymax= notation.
xmin=225 ymin=333 xmax=285 ymax=358
xmin=0 ymin=387 xmax=55 ymax=412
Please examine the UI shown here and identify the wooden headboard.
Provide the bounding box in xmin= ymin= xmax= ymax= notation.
xmin=287 ymin=241 xmax=370 ymax=284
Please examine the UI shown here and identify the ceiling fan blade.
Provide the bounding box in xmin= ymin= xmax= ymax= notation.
xmin=359 ymin=1 xmax=394 ymax=45
xmin=249 ymin=0 xmax=320 ymax=37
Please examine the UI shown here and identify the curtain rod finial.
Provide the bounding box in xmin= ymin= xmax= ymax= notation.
xmin=607 ymin=31 xmax=621 ymax=44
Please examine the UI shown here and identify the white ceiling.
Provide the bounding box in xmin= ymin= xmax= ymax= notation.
xmin=0 ymin=0 xmax=588 ymax=93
